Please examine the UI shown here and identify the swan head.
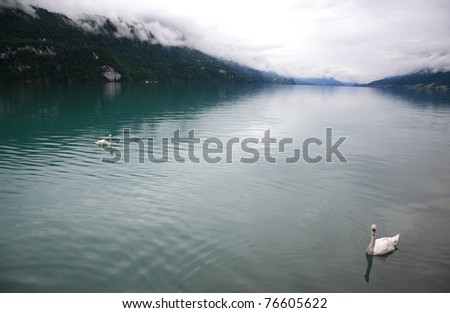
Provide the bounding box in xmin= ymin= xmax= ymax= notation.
xmin=371 ymin=224 xmax=377 ymax=235
xmin=108 ymin=134 xmax=112 ymax=138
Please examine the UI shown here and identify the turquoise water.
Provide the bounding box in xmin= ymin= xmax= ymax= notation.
xmin=0 ymin=83 xmax=449 ymax=292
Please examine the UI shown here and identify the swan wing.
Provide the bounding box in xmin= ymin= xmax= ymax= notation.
xmin=389 ymin=234 xmax=400 ymax=247
xmin=95 ymin=139 xmax=112 ymax=146
xmin=374 ymin=234 xmax=400 ymax=255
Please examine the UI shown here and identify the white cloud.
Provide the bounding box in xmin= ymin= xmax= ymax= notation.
xmin=6 ymin=0 xmax=450 ymax=82
xmin=75 ymin=15 xmax=185 ymax=46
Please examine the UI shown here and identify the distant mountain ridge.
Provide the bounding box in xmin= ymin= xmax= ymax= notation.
xmin=365 ymin=70 xmax=450 ymax=90
xmin=0 ymin=6 xmax=284 ymax=83
xmin=290 ymin=77 xmax=354 ymax=86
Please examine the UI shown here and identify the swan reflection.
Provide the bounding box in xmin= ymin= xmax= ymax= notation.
xmin=364 ymin=250 xmax=398 ymax=283
xmin=364 ymin=254 xmax=373 ymax=283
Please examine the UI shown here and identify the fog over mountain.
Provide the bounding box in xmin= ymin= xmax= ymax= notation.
xmin=3 ymin=0 xmax=450 ymax=83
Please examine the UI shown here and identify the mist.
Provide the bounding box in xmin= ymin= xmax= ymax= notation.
xmin=4 ymin=0 xmax=450 ymax=83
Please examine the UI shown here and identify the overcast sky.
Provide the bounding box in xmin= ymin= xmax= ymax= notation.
xmin=9 ymin=0 xmax=450 ymax=82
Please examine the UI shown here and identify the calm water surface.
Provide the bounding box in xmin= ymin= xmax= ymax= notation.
xmin=0 ymin=83 xmax=449 ymax=292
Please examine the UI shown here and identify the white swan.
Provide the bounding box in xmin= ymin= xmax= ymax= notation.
xmin=366 ymin=224 xmax=399 ymax=256
xmin=95 ymin=134 xmax=112 ymax=146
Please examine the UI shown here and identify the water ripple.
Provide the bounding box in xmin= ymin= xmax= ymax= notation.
xmin=1 ymin=84 xmax=450 ymax=292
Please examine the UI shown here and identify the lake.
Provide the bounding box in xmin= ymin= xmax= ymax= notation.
xmin=0 ymin=83 xmax=449 ymax=292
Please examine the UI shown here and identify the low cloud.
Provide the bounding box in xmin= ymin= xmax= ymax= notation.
xmin=3 ymin=0 xmax=450 ymax=83
xmin=76 ymin=15 xmax=185 ymax=46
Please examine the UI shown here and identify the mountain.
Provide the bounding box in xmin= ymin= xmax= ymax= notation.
xmin=290 ymin=77 xmax=352 ymax=86
xmin=365 ymin=70 xmax=450 ymax=90
xmin=260 ymin=71 xmax=299 ymax=84
xmin=0 ymin=6 xmax=272 ymax=83
xmin=259 ymin=71 xmax=296 ymax=85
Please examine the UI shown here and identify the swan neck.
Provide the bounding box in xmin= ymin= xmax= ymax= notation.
xmin=367 ymin=231 xmax=376 ymax=254
xmin=370 ymin=233 xmax=376 ymax=247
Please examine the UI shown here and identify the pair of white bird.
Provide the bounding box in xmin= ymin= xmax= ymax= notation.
xmin=366 ymin=224 xmax=399 ymax=256
xmin=95 ymin=137 xmax=401 ymax=257
xmin=95 ymin=134 xmax=113 ymax=146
